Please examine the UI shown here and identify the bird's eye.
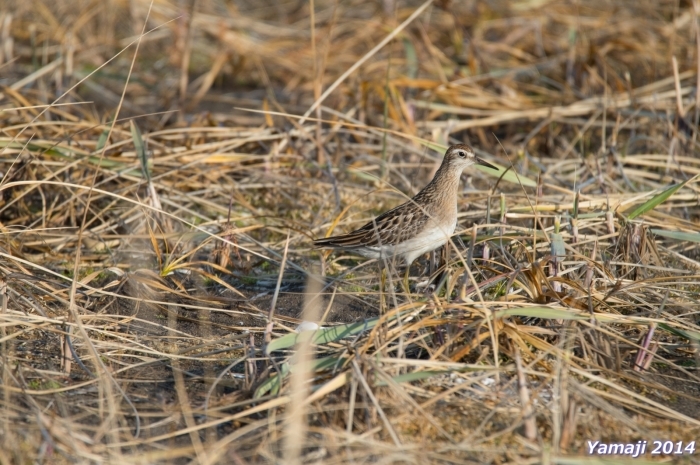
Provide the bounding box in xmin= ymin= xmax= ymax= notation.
xmin=458 ymin=151 xmax=466 ymax=158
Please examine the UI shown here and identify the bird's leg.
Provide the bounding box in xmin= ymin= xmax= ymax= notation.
xmin=436 ymin=245 xmax=448 ymax=289
xmin=402 ymin=261 xmax=412 ymax=294
xmin=380 ymin=265 xmax=387 ymax=313
xmin=429 ymin=246 xmax=451 ymax=297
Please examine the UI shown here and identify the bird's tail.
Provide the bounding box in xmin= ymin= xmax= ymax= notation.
xmin=313 ymin=233 xmax=359 ymax=249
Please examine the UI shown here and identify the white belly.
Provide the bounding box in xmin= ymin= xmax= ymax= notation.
xmin=394 ymin=226 xmax=452 ymax=264
xmin=362 ymin=219 xmax=457 ymax=265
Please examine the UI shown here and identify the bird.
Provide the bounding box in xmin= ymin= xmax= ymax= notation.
xmin=314 ymin=144 xmax=497 ymax=290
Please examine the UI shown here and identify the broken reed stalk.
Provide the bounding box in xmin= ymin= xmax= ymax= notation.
xmin=283 ymin=271 xmax=322 ymax=463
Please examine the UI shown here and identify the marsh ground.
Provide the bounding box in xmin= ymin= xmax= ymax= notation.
xmin=1 ymin=0 xmax=700 ymax=463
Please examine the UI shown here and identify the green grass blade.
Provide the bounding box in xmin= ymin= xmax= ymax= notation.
xmin=95 ymin=126 xmax=110 ymax=153
xmin=377 ymin=370 xmax=448 ymax=386
xmin=347 ymin=168 xmax=383 ymax=183
xmin=475 ymin=161 xmax=537 ymax=186
xmin=265 ymin=318 xmax=381 ymax=355
xmin=550 ymin=232 xmax=566 ymax=258
xmin=254 ymin=361 xmax=290 ymax=398
xmin=402 ymin=38 xmax=418 ymax=80
xmin=0 ymin=139 xmax=132 ymax=170
xmin=130 ymin=120 xmax=150 ymax=182
xmin=494 ymin=306 xmax=587 ymax=320
xmin=377 ymin=363 xmax=493 ymax=386
xmin=651 ymin=229 xmax=700 ymax=243
xmin=658 ymin=323 xmax=700 ymax=343
xmin=253 ymin=356 xmax=347 ymax=399
xmin=627 ymin=180 xmax=688 ymax=220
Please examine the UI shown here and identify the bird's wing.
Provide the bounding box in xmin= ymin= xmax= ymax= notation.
xmin=314 ymin=202 xmax=430 ymax=249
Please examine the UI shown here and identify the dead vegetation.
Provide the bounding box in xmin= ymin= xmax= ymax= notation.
xmin=1 ymin=0 xmax=700 ymax=463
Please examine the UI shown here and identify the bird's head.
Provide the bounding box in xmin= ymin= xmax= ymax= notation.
xmin=444 ymin=144 xmax=497 ymax=171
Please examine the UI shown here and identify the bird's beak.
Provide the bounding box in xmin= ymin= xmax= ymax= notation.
xmin=475 ymin=157 xmax=498 ymax=170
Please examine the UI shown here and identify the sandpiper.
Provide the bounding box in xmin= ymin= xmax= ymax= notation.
xmin=314 ymin=144 xmax=497 ymax=289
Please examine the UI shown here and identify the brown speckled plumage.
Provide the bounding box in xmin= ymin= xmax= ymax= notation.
xmin=314 ymin=144 xmax=496 ymax=265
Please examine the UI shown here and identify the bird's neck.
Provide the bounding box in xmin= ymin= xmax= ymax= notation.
xmin=433 ymin=162 xmax=462 ymax=194
xmin=415 ymin=162 xmax=462 ymax=207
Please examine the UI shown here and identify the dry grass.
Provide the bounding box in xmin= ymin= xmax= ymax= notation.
xmin=1 ymin=0 xmax=700 ymax=463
